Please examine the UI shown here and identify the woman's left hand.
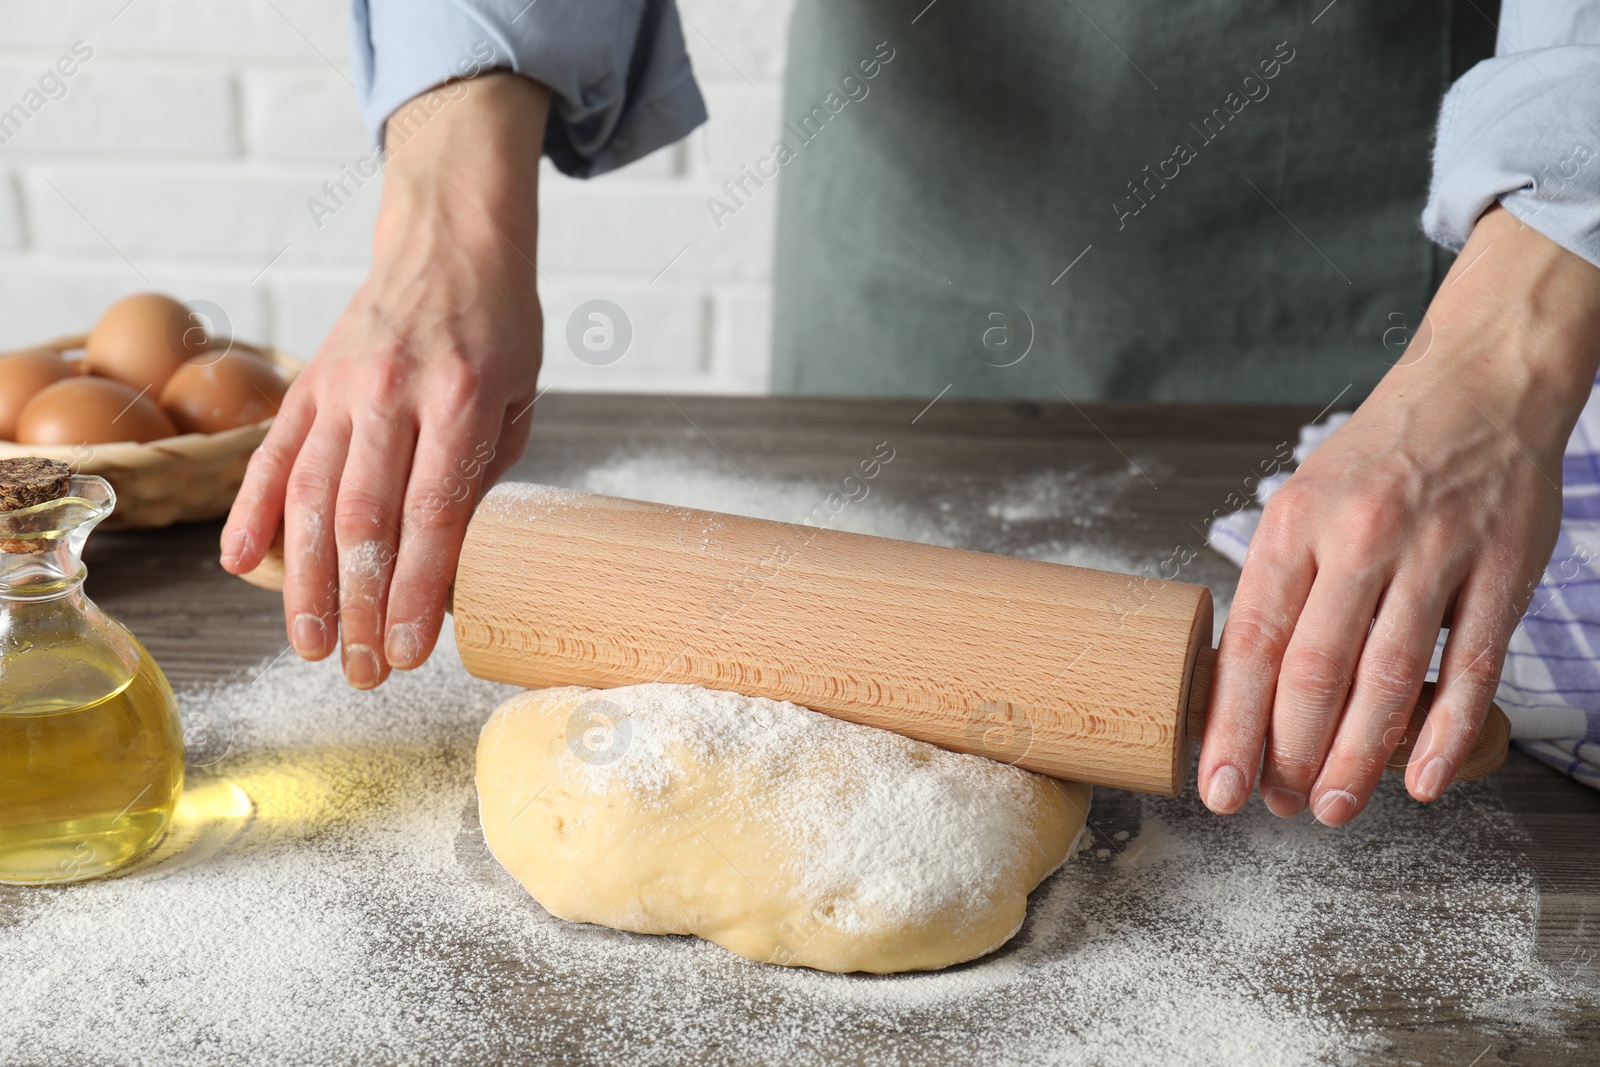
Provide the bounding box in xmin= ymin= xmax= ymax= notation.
xmin=1198 ymin=206 xmax=1600 ymax=825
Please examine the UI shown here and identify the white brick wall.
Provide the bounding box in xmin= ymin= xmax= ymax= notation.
xmin=0 ymin=0 xmax=791 ymax=394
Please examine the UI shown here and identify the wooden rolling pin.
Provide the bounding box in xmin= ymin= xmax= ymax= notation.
xmin=242 ymin=482 xmax=1509 ymax=795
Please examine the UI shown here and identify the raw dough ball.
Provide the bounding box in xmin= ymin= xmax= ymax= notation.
xmin=477 ymin=684 xmax=1090 ymax=974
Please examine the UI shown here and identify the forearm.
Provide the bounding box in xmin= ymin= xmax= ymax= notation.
xmin=1391 ymin=205 xmax=1600 ymax=458
xmin=374 ymin=72 xmax=552 ymax=332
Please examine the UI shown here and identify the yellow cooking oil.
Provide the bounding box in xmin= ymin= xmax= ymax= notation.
xmin=1 ymin=466 xmax=187 ymax=884
xmin=0 ymin=644 xmax=185 ymax=884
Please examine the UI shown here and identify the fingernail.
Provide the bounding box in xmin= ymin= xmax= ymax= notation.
xmin=386 ymin=623 xmax=421 ymax=670
xmin=1205 ymin=765 xmax=1247 ymax=813
xmin=221 ymin=528 xmax=251 ymax=569
xmin=1263 ymin=787 xmax=1306 ymax=817
xmin=1312 ymin=789 xmax=1357 ymax=826
xmin=291 ymin=613 xmax=327 ymax=658
xmin=1416 ymin=755 xmax=1452 ymax=801
xmin=344 ymin=644 xmax=380 ymax=689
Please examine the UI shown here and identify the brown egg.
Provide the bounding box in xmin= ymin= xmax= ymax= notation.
xmin=86 ymin=293 xmax=209 ymax=395
xmin=16 ymin=377 xmax=178 ymax=446
xmin=0 ymin=348 xmax=74 ymax=440
xmin=159 ymin=351 xmax=287 ymax=435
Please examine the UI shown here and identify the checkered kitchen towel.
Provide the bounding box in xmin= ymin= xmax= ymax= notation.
xmin=1208 ymin=378 xmax=1600 ymax=791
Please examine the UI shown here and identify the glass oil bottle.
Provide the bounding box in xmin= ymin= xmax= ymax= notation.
xmin=0 ymin=458 xmax=185 ymax=884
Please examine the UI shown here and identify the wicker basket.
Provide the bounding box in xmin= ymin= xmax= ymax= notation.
xmin=0 ymin=335 xmax=303 ymax=530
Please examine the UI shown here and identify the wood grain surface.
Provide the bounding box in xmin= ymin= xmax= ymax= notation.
xmin=6 ymin=393 xmax=1597 ymax=1064
xmin=456 ymin=486 xmax=1210 ymax=793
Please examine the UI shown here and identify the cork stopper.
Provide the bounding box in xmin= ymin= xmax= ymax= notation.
xmin=0 ymin=457 xmax=73 ymax=513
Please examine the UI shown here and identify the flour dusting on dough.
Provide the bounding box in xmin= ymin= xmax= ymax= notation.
xmin=567 ymin=683 xmax=1069 ymax=934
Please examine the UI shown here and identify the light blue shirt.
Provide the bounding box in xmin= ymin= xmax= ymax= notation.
xmin=1423 ymin=0 xmax=1600 ymax=267
xmin=349 ymin=0 xmax=706 ymax=177
xmin=351 ymin=0 xmax=1600 ymax=266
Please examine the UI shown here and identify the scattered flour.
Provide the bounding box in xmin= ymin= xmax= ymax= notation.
xmin=572 ymin=453 xmax=961 ymax=549
xmin=479 ymin=481 xmax=593 ymax=518
xmin=2 ymin=457 xmax=1590 ymax=1064
xmin=1 ymin=632 xmax=1590 ymax=1065
xmin=983 ymin=464 xmax=1163 ymax=526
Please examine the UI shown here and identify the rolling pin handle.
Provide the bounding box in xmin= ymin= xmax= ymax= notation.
xmin=236 ymin=528 xmax=287 ymax=593
xmin=1184 ymin=646 xmax=1510 ymax=782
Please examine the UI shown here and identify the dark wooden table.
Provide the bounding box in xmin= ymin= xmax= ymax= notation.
xmin=24 ymin=395 xmax=1600 ymax=1063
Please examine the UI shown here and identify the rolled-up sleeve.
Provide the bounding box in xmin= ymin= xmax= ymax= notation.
xmin=1422 ymin=1 xmax=1600 ymax=267
xmin=349 ymin=0 xmax=707 ymax=178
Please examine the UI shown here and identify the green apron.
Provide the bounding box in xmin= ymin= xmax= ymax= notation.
xmin=770 ymin=1 xmax=1494 ymax=402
